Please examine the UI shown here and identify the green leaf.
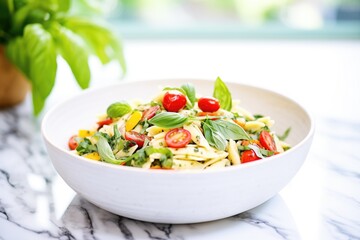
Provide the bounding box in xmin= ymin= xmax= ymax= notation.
xmin=24 ymin=24 xmax=57 ymax=115
xmin=5 ymin=36 xmax=29 ymax=75
xmin=51 ymin=23 xmax=90 ymax=89
xmin=57 ymin=0 xmax=70 ymax=12
xmin=213 ymin=77 xmax=232 ymax=111
xmin=63 ymin=17 xmax=126 ymax=75
xmin=107 ymin=101 xmax=132 ymax=118
xmin=96 ymin=134 xmax=126 ymax=165
xmin=181 ymin=83 xmax=196 ymax=106
xmin=210 ymin=120 xmax=250 ymax=140
xmin=202 ymin=120 xmax=227 ymax=151
xmin=148 ymin=112 xmax=188 ymax=128
xmin=248 ymin=144 xmax=274 ymax=158
xmin=278 ymin=127 xmax=291 ymax=141
xmin=76 ymin=138 xmax=97 ymax=155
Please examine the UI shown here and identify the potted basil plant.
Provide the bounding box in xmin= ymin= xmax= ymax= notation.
xmin=0 ymin=0 xmax=126 ymax=115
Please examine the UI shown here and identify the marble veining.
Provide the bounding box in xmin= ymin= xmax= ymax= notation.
xmin=1 ymin=98 xmax=359 ymax=240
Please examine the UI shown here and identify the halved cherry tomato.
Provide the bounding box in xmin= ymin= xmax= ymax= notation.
xmin=141 ymin=105 xmax=160 ymax=121
xmin=125 ymin=131 xmax=148 ymax=147
xmin=162 ymin=91 xmax=187 ymax=112
xmin=259 ymin=130 xmax=277 ymax=152
xmin=241 ymin=150 xmax=261 ymax=163
xmin=198 ymin=97 xmax=220 ymax=112
xmin=68 ymin=135 xmax=79 ymax=150
xmin=97 ymin=118 xmax=113 ymax=129
xmin=165 ymin=128 xmax=191 ymax=148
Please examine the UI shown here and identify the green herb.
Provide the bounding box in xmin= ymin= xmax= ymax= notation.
xmin=23 ymin=24 xmax=57 ymax=115
xmin=96 ymin=135 xmax=127 ymax=165
xmin=203 ymin=120 xmax=227 ymax=151
xmin=107 ymin=101 xmax=132 ymax=118
xmin=253 ymin=114 xmax=264 ymax=119
xmin=127 ymin=146 xmax=173 ymax=168
xmin=76 ymin=138 xmax=97 ymax=155
xmin=278 ymin=127 xmax=291 ymax=141
xmin=148 ymin=112 xmax=188 ymax=128
xmin=209 ymin=120 xmax=250 ymax=140
xmin=248 ymin=144 xmax=274 ymax=158
xmin=2 ymin=0 xmax=126 ymax=115
xmin=145 ymin=147 xmax=173 ymax=169
xmin=213 ymin=77 xmax=232 ymax=111
xmin=181 ymin=83 xmax=196 ymax=106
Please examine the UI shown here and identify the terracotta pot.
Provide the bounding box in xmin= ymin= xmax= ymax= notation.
xmin=0 ymin=45 xmax=30 ymax=108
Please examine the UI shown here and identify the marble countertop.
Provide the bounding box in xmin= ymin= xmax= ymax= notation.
xmin=1 ymin=40 xmax=359 ymax=239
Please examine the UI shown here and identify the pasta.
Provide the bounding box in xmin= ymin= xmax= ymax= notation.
xmin=68 ymin=78 xmax=291 ymax=170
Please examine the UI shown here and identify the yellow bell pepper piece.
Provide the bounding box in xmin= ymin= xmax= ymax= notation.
xmin=78 ymin=129 xmax=95 ymax=138
xmin=125 ymin=111 xmax=142 ymax=131
xmin=84 ymin=152 xmax=101 ymax=161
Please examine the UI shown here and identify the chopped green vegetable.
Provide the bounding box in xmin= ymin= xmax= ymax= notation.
xmin=76 ymin=138 xmax=97 ymax=155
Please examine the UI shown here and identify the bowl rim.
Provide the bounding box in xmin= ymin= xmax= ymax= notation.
xmin=41 ymin=78 xmax=315 ymax=175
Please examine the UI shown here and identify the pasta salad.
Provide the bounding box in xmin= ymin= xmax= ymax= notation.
xmin=68 ymin=77 xmax=291 ymax=170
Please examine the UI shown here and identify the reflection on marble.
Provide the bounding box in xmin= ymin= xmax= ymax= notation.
xmin=317 ymin=118 xmax=360 ymax=240
xmin=1 ymin=98 xmax=360 ymax=240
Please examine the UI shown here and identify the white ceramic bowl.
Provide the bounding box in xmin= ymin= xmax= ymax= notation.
xmin=42 ymin=79 xmax=314 ymax=224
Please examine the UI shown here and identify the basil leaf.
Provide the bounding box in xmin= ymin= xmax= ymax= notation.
xmin=181 ymin=83 xmax=196 ymax=106
xmin=52 ymin=23 xmax=90 ymax=89
xmin=203 ymin=120 xmax=227 ymax=151
xmin=210 ymin=120 xmax=250 ymax=140
xmin=64 ymin=17 xmax=126 ymax=75
xmin=96 ymin=135 xmax=126 ymax=165
xmin=278 ymin=127 xmax=291 ymax=141
xmin=211 ymin=130 xmax=227 ymax=151
xmin=148 ymin=112 xmax=188 ymax=128
xmin=213 ymin=77 xmax=232 ymax=111
xmin=5 ymin=37 xmax=29 ymax=75
xmin=107 ymin=101 xmax=132 ymax=118
xmin=24 ymin=24 xmax=57 ymax=115
xmin=247 ymin=144 xmax=274 ymax=158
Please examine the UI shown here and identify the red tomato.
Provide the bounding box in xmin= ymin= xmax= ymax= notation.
xmin=68 ymin=135 xmax=78 ymax=150
xmin=165 ymin=128 xmax=191 ymax=148
xmin=241 ymin=150 xmax=261 ymax=163
xmin=259 ymin=131 xmax=277 ymax=152
xmin=198 ymin=97 xmax=220 ymax=112
xmin=141 ymin=105 xmax=160 ymax=121
xmin=125 ymin=131 xmax=148 ymax=147
xmin=162 ymin=92 xmax=187 ymax=112
xmin=97 ymin=118 xmax=113 ymax=129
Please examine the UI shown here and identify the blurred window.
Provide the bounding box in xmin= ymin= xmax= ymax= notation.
xmin=82 ymin=0 xmax=360 ymax=38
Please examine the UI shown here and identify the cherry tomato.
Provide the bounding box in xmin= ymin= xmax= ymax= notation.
xmin=198 ymin=97 xmax=220 ymax=112
xmin=97 ymin=118 xmax=113 ymax=129
xmin=165 ymin=128 xmax=191 ymax=148
xmin=259 ymin=130 xmax=277 ymax=152
xmin=125 ymin=131 xmax=148 ymax=147
xmin=68 ymin=135 xmax=79 ymax=150
xmin=162 ymin=91 xmax=187 ymax=112
xmin=241 ymin=150 xmax=261 ymax=163
xmin=141 ymin=105 xmax=160 ymax=121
